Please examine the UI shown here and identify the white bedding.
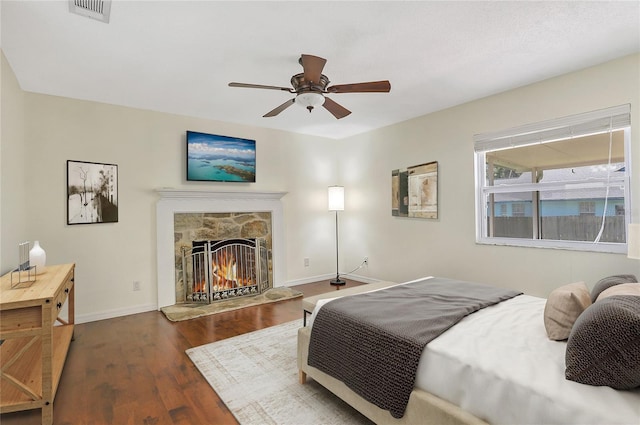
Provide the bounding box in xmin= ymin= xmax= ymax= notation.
xmin=309 ymin=280 xmax=640 ymax=425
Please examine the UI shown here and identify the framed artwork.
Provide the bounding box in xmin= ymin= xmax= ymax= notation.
xmin=392 ymin=161 xmax=438 ymax=219
xmin=67 ymin=160 xmax=118 ymax=224
xmin=186 ymin=130 xmax=256 ymax=182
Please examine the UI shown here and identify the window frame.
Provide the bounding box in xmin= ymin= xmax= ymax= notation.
xmin=474 ymin=105 xmax=632 ymax=254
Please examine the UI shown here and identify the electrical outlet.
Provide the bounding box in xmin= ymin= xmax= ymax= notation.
xmin=364 ymin=256 xmax=368 ymax=265
xmin=133 ymin=281 xmax=141 ymax=291
xmin=304 ymin=257 xmax=310 ymax=267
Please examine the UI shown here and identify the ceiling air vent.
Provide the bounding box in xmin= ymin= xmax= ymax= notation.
xmin=69 ymin=0 xmax=111 ymax=23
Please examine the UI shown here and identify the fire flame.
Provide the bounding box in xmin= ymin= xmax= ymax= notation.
xmin=192 ymin=249 xmax=254 ymax=294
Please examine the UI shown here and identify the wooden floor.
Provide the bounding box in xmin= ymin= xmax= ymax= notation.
xmin=1 ymin=279 xmax=364 ymax=425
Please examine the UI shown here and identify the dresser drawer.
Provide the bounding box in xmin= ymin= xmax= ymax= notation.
xmin=51 ymin=271 xmax=74 ymax=322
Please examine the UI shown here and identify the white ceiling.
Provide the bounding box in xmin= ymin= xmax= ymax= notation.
xmin=1 ymin=1 xmax=639 ymax=140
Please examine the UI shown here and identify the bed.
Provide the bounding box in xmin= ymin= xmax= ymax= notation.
xmin=297 ymin=277 xmax=640 ymax=425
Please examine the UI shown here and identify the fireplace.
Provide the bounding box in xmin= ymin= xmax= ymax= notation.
xmin=156 ymin=189 xmax=287 ymax=309
xmin=183 ymin=238 xmax=269 ymax=303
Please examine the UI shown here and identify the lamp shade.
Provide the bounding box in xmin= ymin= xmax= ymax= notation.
xmin=628 ymin=223 xmax=640 ymax=259
xmin=328 ymin=186 xmax=344 ymax=211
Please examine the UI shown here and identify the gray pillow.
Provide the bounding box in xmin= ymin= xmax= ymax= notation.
xmin=565 ymin=295 xmax=640 ymax=389
xmin=590 ymin=275 xmax=637 ymax=303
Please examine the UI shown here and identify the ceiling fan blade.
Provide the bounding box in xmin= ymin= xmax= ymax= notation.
xmin=326 ymin=80 xmax=391 ymax=93
xmin=263 ymin=98 xmax=295 ymax=117
xmin=322 ymin=97 xmax=351 ymax=119
xmin=300 ymin=54 xmax=327 ymax=84
xmin=229 ymin=82 xmax=293 ymax=92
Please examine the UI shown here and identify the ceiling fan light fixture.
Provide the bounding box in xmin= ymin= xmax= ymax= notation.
xmin=228 ymin=54 xmax=390 ymax=118
xmin=296 ymin=92 xmax=325 ymax=113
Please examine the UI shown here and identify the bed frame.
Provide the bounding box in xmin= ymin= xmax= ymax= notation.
xmin=297 ymin=282 xmax=489 ymax=425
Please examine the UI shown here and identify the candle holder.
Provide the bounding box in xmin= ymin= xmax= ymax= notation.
xmin=10 ymin=241 xmax=37 ymax=288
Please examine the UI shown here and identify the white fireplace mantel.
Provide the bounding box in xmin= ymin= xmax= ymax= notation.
xmin=156 ymin=188 xmax=288 ymax=200
xmin=155 ymin=188 xmax=287 ymax=308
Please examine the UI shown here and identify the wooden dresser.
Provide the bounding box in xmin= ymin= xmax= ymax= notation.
xmin=0 ymin=263 xmax=75 ymax=425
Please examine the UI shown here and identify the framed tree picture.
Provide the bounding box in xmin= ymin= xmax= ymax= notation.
xmin=67 ymin=160 xmax=118 ymax=224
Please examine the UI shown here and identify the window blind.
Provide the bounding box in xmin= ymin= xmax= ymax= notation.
xmin=474 ymin=104 xmax=631 ymax=153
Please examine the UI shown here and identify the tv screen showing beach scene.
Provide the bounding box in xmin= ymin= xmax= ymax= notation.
xmin=186 ymin=131 xmax=256 ymax=182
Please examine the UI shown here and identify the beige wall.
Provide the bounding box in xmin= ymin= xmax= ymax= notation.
xmin=339 ymin=53 xmax=640 ymax=297
xmin=1 ymin=52 xmax=639 ymax=321
xmin=1 ymin=52 xmax=28 ymax=271
xmin=1 ymin=62 xmax=342 ymax=321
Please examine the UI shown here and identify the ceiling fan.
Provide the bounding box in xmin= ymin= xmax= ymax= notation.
xmin=228 ymin=54 xmax=391 ymax=119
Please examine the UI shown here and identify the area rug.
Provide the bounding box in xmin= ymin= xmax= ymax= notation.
xmin=186 ymin=319 xmax=372 ymax=425
xmin=161 ymin=287 xmax=303 ymax=322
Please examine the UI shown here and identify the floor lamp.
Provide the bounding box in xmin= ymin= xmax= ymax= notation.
xmin=328 ymin=186 xmax=346 ymax=288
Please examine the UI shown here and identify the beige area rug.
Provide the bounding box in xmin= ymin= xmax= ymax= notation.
xmin=186 ymin=320 xmax=373 ymax=425
xmin=161 ymin=287 xmax=303 ymax=322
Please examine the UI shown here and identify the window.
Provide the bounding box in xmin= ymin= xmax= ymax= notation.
xmin=511 ymin=203 xmax=526 ymax=217
xmin=474 ymin=105 xmax=631 ymax=253
xmin=579 ymin=202 xmax=596 ymax=216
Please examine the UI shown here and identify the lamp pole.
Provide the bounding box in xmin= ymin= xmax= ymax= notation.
xmin=331 ymin=209 xmax=345 ymax=287
xmin=328 ymin=186 xmax=345 ymax=288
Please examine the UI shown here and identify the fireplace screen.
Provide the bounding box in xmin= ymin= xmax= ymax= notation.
xmin=182 ymin=238 xmax=269 ymax=303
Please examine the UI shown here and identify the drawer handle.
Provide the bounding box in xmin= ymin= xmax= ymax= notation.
xmin=65 ymin=288 xmax=69 ymax=294
xmin=57 ymin=302 xmax=62 ymax=309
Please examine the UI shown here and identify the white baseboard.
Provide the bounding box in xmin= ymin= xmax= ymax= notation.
xmin=76 ymin=303 xmax=157 ymax=324
xmin=76 ymin=274 xmax=381 ymax=323
xmin=285 ymin=273 xmax=381 ymax=287
xmin=344 ymin=274 xmax=382 ymax=284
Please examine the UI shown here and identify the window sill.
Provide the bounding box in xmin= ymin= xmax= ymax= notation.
xmin=475 ymin=237 xmax=627 ymax=254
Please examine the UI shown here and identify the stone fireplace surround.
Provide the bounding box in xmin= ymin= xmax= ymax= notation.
xmin=156 ymin=189 xmax=287 ymax=309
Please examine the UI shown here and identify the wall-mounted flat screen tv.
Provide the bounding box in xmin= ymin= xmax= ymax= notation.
xmin=186 ymin=131 xmax=256 ymax=182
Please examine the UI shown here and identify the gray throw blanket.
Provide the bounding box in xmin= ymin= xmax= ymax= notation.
xmin=307 ymin=277 xmax=522 ymax=418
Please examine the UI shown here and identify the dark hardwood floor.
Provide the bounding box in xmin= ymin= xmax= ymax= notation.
xmin=1 ymin=279 xmax=364 ymax=425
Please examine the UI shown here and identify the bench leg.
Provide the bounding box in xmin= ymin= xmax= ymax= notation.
xmin=299 ymin=370 xmax=307 ymax=384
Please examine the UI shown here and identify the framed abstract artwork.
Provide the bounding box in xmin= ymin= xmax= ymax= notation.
xmin=67 ymin=160 xmax=118 ymax=224
xmin=392 ymin=161 xmax=438 ymax=219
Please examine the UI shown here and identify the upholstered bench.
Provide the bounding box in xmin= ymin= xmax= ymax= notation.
xmin=301 ymin=280 xmax=399 ymax=325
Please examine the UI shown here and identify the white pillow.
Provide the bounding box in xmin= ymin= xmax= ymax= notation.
xmin=596 ymin=282 xmax=640 ymax=301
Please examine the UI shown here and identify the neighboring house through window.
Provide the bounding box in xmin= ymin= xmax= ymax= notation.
xmin=474 ymin=105 xmax=631 ymax=253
